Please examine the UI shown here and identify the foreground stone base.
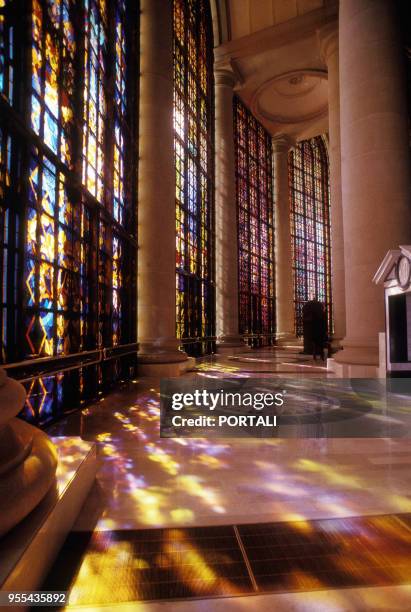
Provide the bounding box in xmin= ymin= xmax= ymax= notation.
xmin=0 ymin=419 xmax=58 ymax=537
xmin=0 ymin=371 xmax=59 ymax=538
xmin=0 ymin=437 xmax=96 ymax=600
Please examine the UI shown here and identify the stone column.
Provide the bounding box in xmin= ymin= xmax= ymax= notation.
xmin=318 ymin=24 xmax=346 ymax=351
xmin=335 ymin=0 xmax=411 ymax=375
xmin=138 ymin=0 xmax=190 ymax=376
xmin=272 ymin=134 xmax=296 ymax=343
xmin=215 ymin=67 xmax=246 ymax=352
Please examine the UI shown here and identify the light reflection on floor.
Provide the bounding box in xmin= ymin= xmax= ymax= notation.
xmin=44 ymin=513 xmax=411 ymax=607
xmin=53 ymin=437 xmax=96 ymax=493
xmin=47 ymin=348 xmax=411 ymax=532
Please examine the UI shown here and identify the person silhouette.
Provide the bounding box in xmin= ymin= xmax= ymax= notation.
xmin=302 ymin=296 xmax=328 ymax=360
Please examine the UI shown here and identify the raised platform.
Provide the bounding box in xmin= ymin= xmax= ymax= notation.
xmin=0 ymin=437 xmax=96 ymax=601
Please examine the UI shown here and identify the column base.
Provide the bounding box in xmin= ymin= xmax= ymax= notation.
xmin=276 ymin=332 xmax=301 ymax=348
xmin=138 ymin=338 xmax=195 ymax=377
xmin=331 ymin=342 xmax=380 ymax=378
xmin=216 ymin=334 xmax=249 ymax=354
xmin=330 ymin=336 xmax=345 ymax=357
xmin=378 ymin=332 xmax=387 ymax=378
xmin=330 ymin=337 xmax=344 ymax=352
xmin=138 ymin=357 xmax=196 ymax=378
xmin=327 ymin=358 xmax=379 ymax=378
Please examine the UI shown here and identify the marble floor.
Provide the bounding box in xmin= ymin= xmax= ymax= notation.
xmin=44 ymin=347 xmax=411 ymax=610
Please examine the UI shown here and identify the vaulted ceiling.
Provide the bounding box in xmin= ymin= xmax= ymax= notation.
xmin=212 ymin=0 xmax=339 ymax=141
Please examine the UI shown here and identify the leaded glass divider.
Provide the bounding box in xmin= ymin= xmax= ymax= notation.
xmin=173 ymin=0 xmax=215 ymax=357
xmin=289 ymin=136 xmax=332 ymax=337
xmin=0 ymin=0 xmax=138 ymax=427
xmin=234 ymin=97 xmax=275 ymax=347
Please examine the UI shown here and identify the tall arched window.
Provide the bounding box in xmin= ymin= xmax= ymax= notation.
xmin=289 ymin=136 xmax=332 ymax=336
xmin=234 ymin=97 xmax=275 ymax=347
xmin=0 ymin=0 xmax=138 ymax=426
xmin=173 ymin=0 xmax=215 ymax=357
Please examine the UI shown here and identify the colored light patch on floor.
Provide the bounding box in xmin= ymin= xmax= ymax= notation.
xmin=44 ymin=526 xmax=253 ymax=604
xmin=43 ymin=513 xmax=411 ymax=606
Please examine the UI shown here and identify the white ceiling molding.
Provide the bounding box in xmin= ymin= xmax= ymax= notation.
xmin=251 ymin=69 xmax=328 ymax=125
xmin=215 ymin=2 xmax=338 ymax=66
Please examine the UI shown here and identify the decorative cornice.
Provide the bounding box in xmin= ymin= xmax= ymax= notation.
xmin=272 ymin=134 xmax=295 ymax=153
xmin=214 ymin=67 xmax=237 ymax=88
xmin=214 ymin=4 xmax=338 ymax=67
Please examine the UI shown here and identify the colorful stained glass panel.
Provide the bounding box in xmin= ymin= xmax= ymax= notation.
xmin=234 ymin=97 xmax=275 ymax=347
xmin=173 ymin=0 xmax=215 ymax=357
xmin=289 ymin=136 xmax=332 ymax=336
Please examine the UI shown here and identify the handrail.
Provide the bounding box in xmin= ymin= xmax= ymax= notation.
xmin=2 ymin=343 xmax=139 ymax=381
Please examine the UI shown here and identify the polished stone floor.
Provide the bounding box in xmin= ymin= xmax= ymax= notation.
xmin=45 ymin=513 xmax=411 ymax=607
xmin=44 ymin=347 xmax=411 ymax=610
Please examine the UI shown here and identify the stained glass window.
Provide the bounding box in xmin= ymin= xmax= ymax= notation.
xmin=82 ymin=0 xmax=107 ymax=201
xmin=0 ymin=0 xmax=138 ymax=427
xmin=25 ymin=150 xmax=90 ymax=357
xmin=289 ymin=136 xmax=332 ymax=336
xmin=173 ymin=0 xmax=215 ymax=357
xmin=0 ymin=0 xmax=14 ymax=103
xmin=31 ymin=0 xmax=75 ymax=165
xmin=234 ymin=97 xmax=275 ymax=347
xmin=113 ymin=0 xmax=128 ymax=226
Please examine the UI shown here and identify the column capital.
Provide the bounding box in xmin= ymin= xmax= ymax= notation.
xmin=214 ymin=67 xmax=237 ymax=88
xmin=272 ymin=133 xmax=295 ymax=154
xmin=317 ymin=22 xmax=338 ymax=65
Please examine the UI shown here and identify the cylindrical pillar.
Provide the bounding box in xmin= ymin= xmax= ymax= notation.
xmin=138 ymin=0 xmax=189 ymax=374
xmin=319 ymin=24 xmax=346 ymax=350
xmin=336 ymin=0 xmax=411 ymax=374
xmin=273 ymin=134 xmax=296 ymax=343
xmin=215 ymin=68 xmax=246 ymax=352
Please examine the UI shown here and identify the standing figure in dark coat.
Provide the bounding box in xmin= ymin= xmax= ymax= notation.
xmin=302 ymin=298 xmax=328 ymax=360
